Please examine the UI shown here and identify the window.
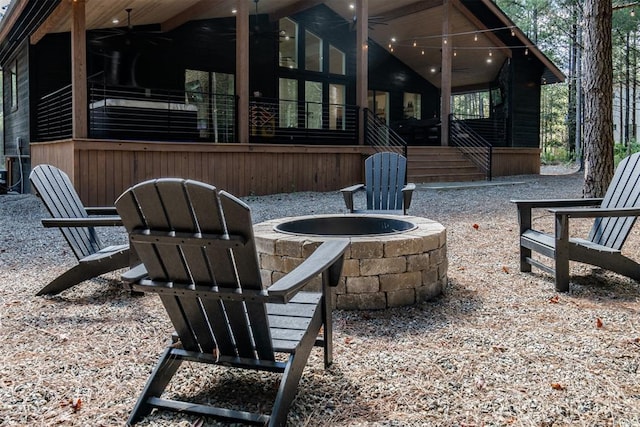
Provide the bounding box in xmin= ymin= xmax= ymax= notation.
xmin=279 ymin=78 xmax=298 ymax=128
xmin=452 ymin=91 xmax=490 ymax=118
xmin=329 ymin=45 xmax=345 ymax=75
xmin=279 ymin=18 xmax=298 ymax=69
xmin=368 ymin=90 xmax=389 ymax=124
xmin=403 ymin=93 xmax=421 ymax=119
xmin=305 ymin=30 xmax=322 ymax=72
xmin=305 ymin=81 xmax=322 ymax=129
xmin=9 ymin=60 xmax=17 ymax=111
xmin=185 ymin=70 xmax=235 ymax=141
xmin=329 ymin=84 xmax=345 ymax=130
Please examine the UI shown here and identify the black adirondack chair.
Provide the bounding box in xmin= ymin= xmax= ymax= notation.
xmin=341 ymin=152 xmax=415 ymax=214
xmin=115 ymin=178 xmax=348 ymax=426
xmin=512 ymin=152 xmax=640 ymax=292
xmin=29 ymin=164 xmax=129 ymax=296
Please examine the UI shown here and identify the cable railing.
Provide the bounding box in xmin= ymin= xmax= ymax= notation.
xmin=88 ymin=83 xmax=236 ymax=142
xmin=35 ymin=84 xmax=72 ymax=141
xmin=249 ymin=97 xmax=358 ymax=143
xmin=449 ymin=113 xmax=493 ymax=180
xmin=363 ymin=108 xmax=407 ymax=157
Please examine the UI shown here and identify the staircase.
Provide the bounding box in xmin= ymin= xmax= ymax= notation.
xmin=406 ymin=146 xmax=487 ymax=183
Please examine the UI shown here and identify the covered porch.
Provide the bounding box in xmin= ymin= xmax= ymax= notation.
xmin=0 ymin=0 xmax=562 ymax=202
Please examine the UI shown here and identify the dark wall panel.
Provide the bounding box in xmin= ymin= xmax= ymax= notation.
xmin=509 ymin=54 xmax=543 ymax=148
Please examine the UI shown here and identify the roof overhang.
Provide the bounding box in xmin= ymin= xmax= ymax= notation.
xmin=0 ymin=0 xmax=564 ymax=88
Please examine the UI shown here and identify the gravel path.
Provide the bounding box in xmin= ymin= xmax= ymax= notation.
xmin=1 ymin=170 xmax=638 ymax=426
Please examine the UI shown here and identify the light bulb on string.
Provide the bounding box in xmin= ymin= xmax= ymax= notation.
xmin=511 ymin=28 xmax=515 ymax=36
xmin=413 ymin=40 xmax=417 ymax=47
xmin=474 ymin=32 xmax=478 ymax=42
xmin=632 ymin=9 xmax=636 ymax=17
xmin=525 ymin=47 xmax=529 ymax=55
xmin=421 ymin=49 xmax=425 ymax=55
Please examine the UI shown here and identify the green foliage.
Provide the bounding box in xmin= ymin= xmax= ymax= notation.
xmin=614 ymin=141 xmax=640 ymax=165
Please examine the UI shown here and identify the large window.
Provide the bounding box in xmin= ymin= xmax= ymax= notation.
xmin=305 ymin=81 xmax=322 ymax=129
xmin=278 ymin=18 xmax=348 ymax=131
xmin=305 ymin=30 xmax=323 ymax=72
xmin=279 ymin=78 xmax=298 ymax=128
xmin=279 ymin=18 xmax=298 ymax=69
xmin=329 ymin=45 xmax=345 ymax=75
xmin=452 ymin=91 xmax=490 ymax=118
xmin=185 ymin=70 xmax=234 ymax=141
xmin=403 ymin=93 xmax=421 ymax=119
xmin=9 ymin=60 xmax=17 ymax=111
xmin=329 ymin=84 xmax=345 ymax=130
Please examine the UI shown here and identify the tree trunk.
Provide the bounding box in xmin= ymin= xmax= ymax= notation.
xmin=582 ymin=0 xmax=614 ymax=197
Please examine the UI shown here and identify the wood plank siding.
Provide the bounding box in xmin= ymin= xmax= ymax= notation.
xmin=31 ymin=140 xmax=539 ymax=206
xmin=32 ymin=140 xmax=367 ymax=206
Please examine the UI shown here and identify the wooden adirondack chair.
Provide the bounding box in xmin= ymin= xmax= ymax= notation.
xmin=115 ymin=178 xmax=348 ymax=426
xmin=512 ymin=152 xmax=640 ymax=292
xmin=29 ymin=164 xmax=129 ymax=296
xmin=341 ymin=152 xmax=415 ymax=214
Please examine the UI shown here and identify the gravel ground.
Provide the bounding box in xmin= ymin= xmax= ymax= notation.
xmin=1 ymin=169 xmax=639 ymax=426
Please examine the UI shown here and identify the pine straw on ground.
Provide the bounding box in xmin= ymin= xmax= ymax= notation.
xmin=1 ymin=171 xmax=639 ymax=427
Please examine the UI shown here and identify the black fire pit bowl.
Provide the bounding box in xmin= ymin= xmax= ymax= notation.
xmin=274 ymin=215 xmax=417 ymax=237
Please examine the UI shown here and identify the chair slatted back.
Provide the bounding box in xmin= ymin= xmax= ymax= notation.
xmin=29 ymin=164 xmax=102 ymax=260
xmin=115 ymin=178 xmax=274 ymax=361
xmin=589 ymin=152 xmax=640 ymax=250
xmin=365 ymin=152 xmax=407 ymax=211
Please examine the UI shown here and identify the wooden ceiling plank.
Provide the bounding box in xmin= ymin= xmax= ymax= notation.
xmin=30 ymin=0 xmax=72 ymax=45
xmin=269 ymin=0 xmax=325 ymax=22
xmin=451 ymin=0 xmax=511 ymax=58
xmin=378 ymin=0 xmax=443 ymax=22
xmin=161 ymin=0 xmax=221 ymax=32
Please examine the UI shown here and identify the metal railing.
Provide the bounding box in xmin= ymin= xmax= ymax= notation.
xmin=363 ymin=108 xmax=407 ymax=157
xmin=35 ymin=84 xmax=72 ymax=141
xmin=449 ymin=114 xmax=493 ymax=180
xmin=88 ymin=83 xmax=236 ymax=142
xmin=249 ymin=97 xmax=358 ymax=143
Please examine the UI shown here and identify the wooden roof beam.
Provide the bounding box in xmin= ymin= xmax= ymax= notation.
xmin=0 ymin=0 xmax=29 ymax=44
xmin=269 ymin=0 xmax=324 ymax=22
xmin=378 ymin=0 xmax=443 ymax=22
xmin=451 ymin=0 xmax=511 ymax=58
xmin=30 ymin=0 xmax=71 ymax=45
xmin=161 ymin=0 xmax=221 ymax=32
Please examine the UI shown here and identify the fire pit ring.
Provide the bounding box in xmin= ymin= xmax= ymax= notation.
xmin=254 ymin=214 xmax=447 ymax=310
xmin=274 ymin=215 xmax=417 ymax=237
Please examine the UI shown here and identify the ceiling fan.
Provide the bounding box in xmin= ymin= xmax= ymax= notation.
xmin=89 ymin=8 xmax=172 ymax=52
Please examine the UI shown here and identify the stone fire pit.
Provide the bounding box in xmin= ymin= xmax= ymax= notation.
xmin=254 ymin=214 xmax=447 ymax=310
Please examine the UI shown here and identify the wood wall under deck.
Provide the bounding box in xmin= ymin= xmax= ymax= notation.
xmin=31 ymin=140 xmax=541 ymax=206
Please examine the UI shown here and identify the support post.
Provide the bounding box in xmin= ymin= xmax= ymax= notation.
xmin=440 ymin=0 xmax=452 ymax=146
xmin=356 ymin=0 xmax=368 ymax=145
xmin=71 ymin=0 xmax=87 ymax=139
xmin=236 ymin=0 xmax=250 ymax=143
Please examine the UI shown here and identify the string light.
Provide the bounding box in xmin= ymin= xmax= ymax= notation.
xmin=525 ymin=48 xmax=529 ymax=55
xmin=511 ymin=28 xmax=515 ymax=36
xmin=632 ymin=9 xmax=636 ymax=16
xmin=443 ymin=37 xmax=448 ymax=44
xmin=421 ymin=49 xmax=425 ymax=55
xmin=474 ymin=32 xmax=478 ymax=42
xmin=413 ymin=40 xmax=417 ymax=47
xmin=453 ymin=50 xmax=457 ymax=56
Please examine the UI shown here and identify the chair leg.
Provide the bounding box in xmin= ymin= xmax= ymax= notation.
xmin=36 ymin=252 xmax=129 ymax=295
xmin=128 ymin=347 xmax=183 ymax=426
xmin=554 ymin=254 xmax=570 ymax=292
xmin=269 ymin=310 xmax=322 ymax=427
xmin=520 ymin=245 xmax=532 ymax=272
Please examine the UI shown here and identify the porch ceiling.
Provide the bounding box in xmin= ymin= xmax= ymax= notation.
xmin=32 ymin=0 xmax=561 ymax=89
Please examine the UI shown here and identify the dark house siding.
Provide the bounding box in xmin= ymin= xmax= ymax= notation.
xmin=509 ymin=53 xmax=543 ymax=148
xmin=3 ymin=40 xmax=31 ymax=192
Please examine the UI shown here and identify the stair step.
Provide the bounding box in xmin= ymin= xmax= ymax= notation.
xmin=405 ymin=147 xmax=488 ymax=183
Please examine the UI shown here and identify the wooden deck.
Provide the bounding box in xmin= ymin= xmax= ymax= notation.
xmin=30 ymin=139 xmax=540 ymax=206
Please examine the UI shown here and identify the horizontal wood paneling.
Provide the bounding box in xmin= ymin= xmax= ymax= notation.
xmin=32 ymin=139 xmax=367 ymax=206
xmin=492 ymin=147 xmax=540 ymax=176
xmin=31 ymin=140 xmax=541 ymax=205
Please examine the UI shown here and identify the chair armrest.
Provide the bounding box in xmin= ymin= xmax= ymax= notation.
xmin=340 ymin=184 xmax=365 ymax=212
xmin=85 ymin=207 xmax=118 ymax=215
xmin=121 ymin=263 xmax=149 ymax=283
xmin=42 ymin=216 xmax=123 ymax=227
xmin=402 ymin=183 xmax=416 ymax=212
xmin=549 ymin=206 xmax=640 ymax=218
xmin=511 ymin=198 xmax=603 ymax=209
xmin=268 ymin=239 xmax=349 ymax=303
